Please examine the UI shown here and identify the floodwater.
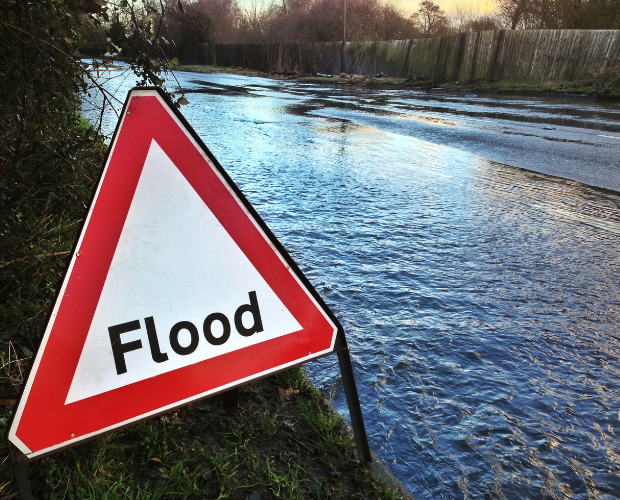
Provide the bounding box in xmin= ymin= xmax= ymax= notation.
xmin=85 ymin=65 xmax=620 ymax=499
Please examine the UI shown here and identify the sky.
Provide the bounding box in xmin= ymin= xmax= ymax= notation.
xmin=237 ymin=0 xmax=498 ymax=16
xmin=394 ymin=0 xmax=497 ymax=14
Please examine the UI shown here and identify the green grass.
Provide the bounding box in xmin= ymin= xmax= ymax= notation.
xmin=443 ymin=78 xmax=620 ymax=98
xmin=174 ymin=65 xmax=271 ymax=79
xmin=298 ymin=76 xmax=340 ymax=83
xmin=0 ymin=368 xmax=404 ymax=499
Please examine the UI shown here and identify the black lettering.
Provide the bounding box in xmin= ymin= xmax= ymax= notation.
xmin=169 ymin=321 xmax=199 ymax=355
xmin=144 ymin=316 xmax=169 ymax=363
xmin=204 ymin=313 xmax=231 ymax=346
xmin=234 ymin=291 xmax=263 ymax=337
xmin=108 ymin=320 xmax=142 ymax=375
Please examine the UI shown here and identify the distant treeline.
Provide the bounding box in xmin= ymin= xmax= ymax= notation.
xmin=80 ymin=0 xmax=620 ymax=57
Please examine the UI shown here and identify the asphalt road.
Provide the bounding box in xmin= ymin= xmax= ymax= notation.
xmin=282 ymin=84 xmax=620 ymax=192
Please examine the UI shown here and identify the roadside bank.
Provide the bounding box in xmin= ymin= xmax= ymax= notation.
xmin=0 ymin=63 xmax=412 ymax=497
xmin=0 ymin=367 xmax=407 ymax=498
xmin=174 ymin=65 xmax=620 ymax=99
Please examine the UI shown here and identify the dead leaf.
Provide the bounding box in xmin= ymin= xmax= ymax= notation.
xmin=283 ymin=419 xmax=296 ymax=432
xmin=150 ymin=457 xmax=162 ymax=463
xmin=0 ymin=399 xmax=16 ymax=406
xmin=278 ymin=388 xmax=300 ymax=400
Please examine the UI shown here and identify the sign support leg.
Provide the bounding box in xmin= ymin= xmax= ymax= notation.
xmin=9 ymin=442 xmax=33 ymax=500
xmin=337 ymin=346 xmax=372 ymax=465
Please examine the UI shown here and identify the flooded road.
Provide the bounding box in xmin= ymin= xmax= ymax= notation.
xmin=86 ymin=68 xmax=620 ymax=499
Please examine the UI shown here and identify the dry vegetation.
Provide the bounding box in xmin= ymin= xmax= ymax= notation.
xmin=147 ymin=0 xmax=620 ymax=49
xmin=0 ymin=367 xmax=403 ymax=499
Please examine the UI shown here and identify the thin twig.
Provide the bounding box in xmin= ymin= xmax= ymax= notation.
xmin=0 ymin=251 xmax=71 ymax=270
xmin=0 ymin=21 xmax=123 ymax=113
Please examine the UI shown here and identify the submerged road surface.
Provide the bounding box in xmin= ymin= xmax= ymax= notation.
xmin=87 ymin=68 xmax=620 ymax=499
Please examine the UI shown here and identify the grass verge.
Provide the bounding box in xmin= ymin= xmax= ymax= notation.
xmin=441 ymin=77 xmax=620 ymax=98
xmin=173 ymin=64 xmax=620 ymax=99
xmin=0 ymin=367 xmax=403 ymax=499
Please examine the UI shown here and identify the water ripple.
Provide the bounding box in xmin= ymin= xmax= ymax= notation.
xmin=85 ymin=69 xmax=620 ymax=499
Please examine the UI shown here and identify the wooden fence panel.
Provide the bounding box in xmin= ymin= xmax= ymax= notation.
xmin=205 ymin=30 xmax=620 ymax=83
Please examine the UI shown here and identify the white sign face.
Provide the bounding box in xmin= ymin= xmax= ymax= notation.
xmin=66 ymin=141 xmax=302 ymax=403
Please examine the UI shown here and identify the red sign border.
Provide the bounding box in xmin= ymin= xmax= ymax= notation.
xmin=8 ymin=87 xmax=345 ymax=461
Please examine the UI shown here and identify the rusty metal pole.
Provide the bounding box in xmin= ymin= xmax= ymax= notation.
xmin=340 ymin=0 xmax=346 ymax=74
xmin=9 ymin=443 xmax=32 ymax=500
xmin=336 ymin=335 xmax=371 ymax=465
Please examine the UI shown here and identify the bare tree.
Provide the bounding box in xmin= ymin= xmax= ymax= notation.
xmin=449 ymin=0 xmax=500 ymax=32
xmin=411 ymin=0 xmax=450 ymax=37
xmin=165 ymin=0 xmax=238 ymax=45
xmin=247 ymin=0 xmax=416 ymax=43
xmin=380 ymin=3 xmax=419 ymax=40
xmin=536 ymin=0 xmax=620 ymax=29
xmin=497 ymin=0 xmax=541 ymax=29
xmin=237 ymin=0 xmax=270 ymax=43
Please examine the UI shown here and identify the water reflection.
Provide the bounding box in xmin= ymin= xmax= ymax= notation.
xmin=84 ymin=67 xmax=620 ymax=499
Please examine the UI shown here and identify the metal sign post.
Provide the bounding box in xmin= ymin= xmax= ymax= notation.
xmin=6 ymin=87 xmax=370 ymax=497
xmin=8 ymin=334 xmax=370 ymax=498
xmin=336 ymin=333 xmax=372 ymax=463
xmin=9 ymin=443 xmax=32 ymax=500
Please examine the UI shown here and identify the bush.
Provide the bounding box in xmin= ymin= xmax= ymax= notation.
xmin=0 ymin=0 xmax=180 ymax=397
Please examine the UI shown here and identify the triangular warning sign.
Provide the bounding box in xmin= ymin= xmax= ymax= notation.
xmin=9 ymin=88 xmax=340 ymax=460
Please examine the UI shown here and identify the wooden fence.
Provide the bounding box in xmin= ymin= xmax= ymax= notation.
xmin=189 ymin=30 xmax=620 ymax=83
